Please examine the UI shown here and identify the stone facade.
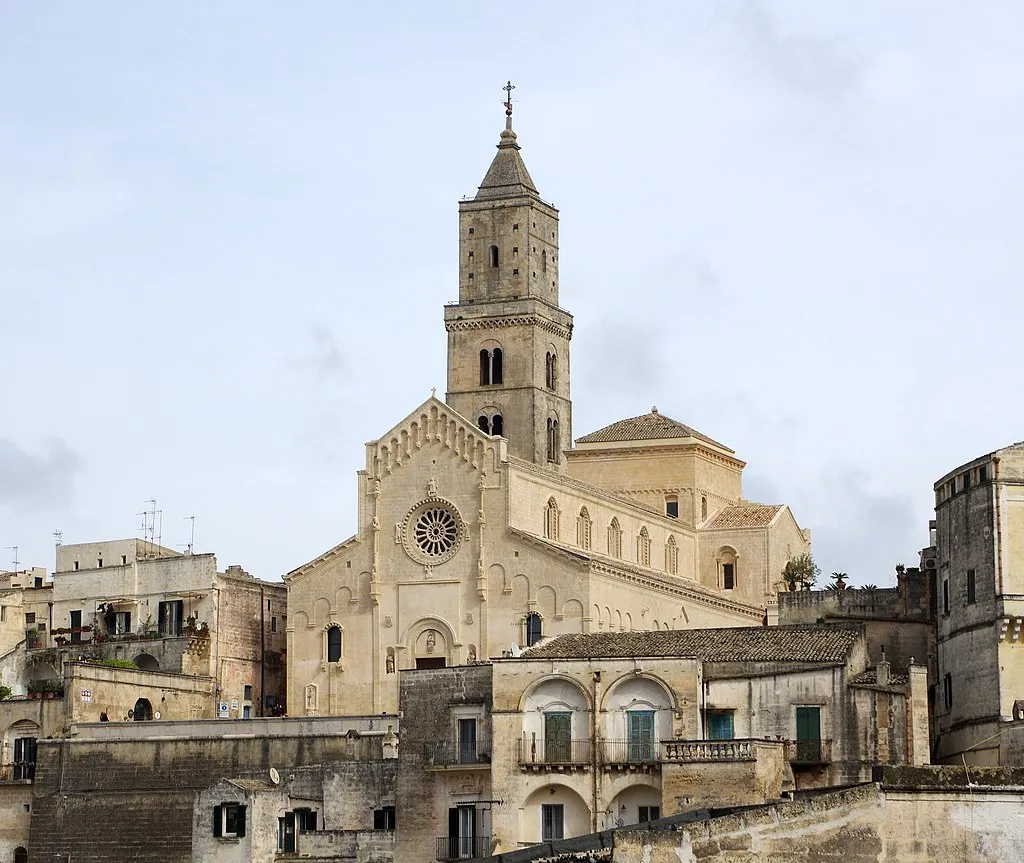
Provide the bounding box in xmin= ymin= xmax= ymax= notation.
xmin=286 ymin=111 xmax=811 ymax=719
xmin=931 ymin=442 xmax=1024 ymax=764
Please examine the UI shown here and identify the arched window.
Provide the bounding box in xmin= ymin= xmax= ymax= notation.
xmin=701 ymin=496 xmax=708 ymax=521
xmin=491 ymin=414 xmax=503 ymax=436
xmin=525 ymin=612 xmax=543 ymax=647
xmin=544 ymin=498 xmax=559 ymax=541
xmin=14 ymin=848 xmax=27 ymax=863
xmin=666 ymin=536 xmax=678 ymax=575
xmin=717 ymin=548 xmax=737 ymax=591
xmin=327 ymin=626 xmax=342 ymax=663
xmin=546 ymin=417 xmax=560 ymax=463
xmin=577 ymin=507 xmax=592 ymax=550
xmin=478 ymin=415 xmax=490 ymax=433
xmin=489 ymin=245 xmax=499 ymax=268
xmin=608 ymin=518 xmax=622 ymax=558
xmin=637 ymin=527 xmax=651 ymax=567
xmin=479 ymin=347 xmax=504 ymax=385
xmin=132 ymin=698 xmax=153 ymax=722
xmin=545 ymin=351 xmax=557 ymax=390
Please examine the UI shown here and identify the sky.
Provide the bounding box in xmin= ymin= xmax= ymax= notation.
xmin=2 ymin=2 xmax=1023 ymax=587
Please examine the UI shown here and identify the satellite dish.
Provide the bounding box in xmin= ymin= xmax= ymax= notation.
xmin=269 ymin=767 xmax=281 ymax=785
xmin=509 ymin=642 xmax=521 ymax=657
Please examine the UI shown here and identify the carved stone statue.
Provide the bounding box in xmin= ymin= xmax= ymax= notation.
xmin=425 ymin=630 xmax=436 ymax=653
xmin=304 ymin=683 xmax=319 ymax=716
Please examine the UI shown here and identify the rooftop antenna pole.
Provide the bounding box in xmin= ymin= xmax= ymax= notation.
xmin=53 ymin=529 xmax=63 ymax=547
xmin=184 ymin=516 xmax=195 ymax=554
xmin=3 ymin=546 xmax=18 ymax=574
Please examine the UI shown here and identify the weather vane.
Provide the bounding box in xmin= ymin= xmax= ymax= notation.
xmin=503 ymin=81 xmax=515 ymax=117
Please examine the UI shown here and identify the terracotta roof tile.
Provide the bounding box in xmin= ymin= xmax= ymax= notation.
xmin=520 ymin=624 xmax=860 ymax=663
xmin=705 ymin=505 xmax=784 ymax=529
xmin=575 ymin=409 xmax=733 ymax=452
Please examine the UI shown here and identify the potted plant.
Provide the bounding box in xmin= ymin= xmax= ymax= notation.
xmin=782 ymin=554 xmax=820 ymax=591
xmin=827 ymin=572 xmax=848 ymax=591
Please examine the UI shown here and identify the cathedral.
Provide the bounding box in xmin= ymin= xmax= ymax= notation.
xmin=285 ymin=103 xmax=810 ymax=716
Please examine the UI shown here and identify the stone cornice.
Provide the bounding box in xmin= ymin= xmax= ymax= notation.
xmin=444 ymin=315 xmax=572 ymax=340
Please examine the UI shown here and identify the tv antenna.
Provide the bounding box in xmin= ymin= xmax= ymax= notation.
xmin=3 ymin=546 xmax=18 ymax=574
xmin=137 ymin=499 xmax=163 ymax=557
xmin=184 ymin=516 xmax=195 ymax=554
xmin=53 ymin=529 xmax=63 ymax=547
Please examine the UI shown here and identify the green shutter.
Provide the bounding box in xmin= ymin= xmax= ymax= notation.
xmin=237 ymin=806 xmax=246 ymax=838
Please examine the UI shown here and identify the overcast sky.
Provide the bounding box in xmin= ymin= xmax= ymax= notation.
xmin=3 ymin=3 xmax=1022 ymax=586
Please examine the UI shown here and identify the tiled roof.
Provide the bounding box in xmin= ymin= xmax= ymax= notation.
xmin=575 ymin=409 xmax=732 ymax=452
xmin=849 ymin=668 xmax=909 ymax=687
xmin=705 ymin=504 xmax=784 ymax=529
xmin=226 ymin=779 xmax=278 ymax=793
xmin=520 ymin=624 xmax=860 ymax=663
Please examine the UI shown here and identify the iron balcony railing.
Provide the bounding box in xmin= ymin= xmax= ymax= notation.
xmin=424 ymin=740 xmax=492 ymax=767
xmin=600 ymin=739 xmax=661 ymax=765
xmin=662 ymin=740 xmax=757 ymax=762
xmin=786 ymin=738 xmax=832 ymax=765
xmin=436 ymin=835 xmax=491 ymax=861
xmin=517 ymin=738 xmax=592 ymax=766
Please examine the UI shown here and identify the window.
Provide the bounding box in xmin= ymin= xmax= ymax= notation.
xmin=576 ymin=508 xmax=592 ymax=550
xmin=545 ymin=351 xmax=557 ymax=389
xmin=70 ymin=610 xmax=82 ymax=644
xmin=373 ymin=807 xmax=396 ymax=830
xmin=114 ymin=612 xmax=131 ymax=635
xmin=638 ymin=806 xmax=660 ymax=823
xmin=963 ymin=472 xmax=971 ymax=490
xmin=544 ymin=498 xmax=559 ymax=540
xmin=525 ymin=612 xmax=543 ymax=647
xmin=491 ymin=414 xmax=503 ymax=436
xmin=458 ymin=718 xmax=478 ymax=764
xmin=608 ymin=518 xmax=622 ymax=558
xmin=158 ymin=600 xmax=184 ymax=636
xmin=327 ymin=626 xmax=342 ymax=663
xmin=447 ymin=805 xmax=477 ymax=859
xmin=980 ymin=465 xmax=988 ymax=482
xmin=637 ymin=527 xmax=651 ymax=567
xmin=489 ymin=245 xmax=499 ymax=268
xmin=97 ymin=558 xmax=103 ymax=568
xmin=943 ymin=579 xmax=950 ymax=614
xmin=546 ymin=417 xmax=560 ymax=463
xmin=542 ymin=249 xmax=547 ymax=273
xmin=213 ymin=803 xmax=247 ymax=838
xmin=121 ymin=555 xmax=127 ymax=565
xmin=541 ymin=804 xmax=564 ymax=841
xmin=701 ymin=496 xmax=708 ymax=521
xmin=14 ymin=848 xmax=27 ymax=863
xmin=943 ymin=673 xmax=953 ymax=710
xmin=73 ymin=561 xmax=79 ymax=571
xmin=271 ymin=616 xmax=277 ymax=632
xmin=243 ymin=685 xmax=253 ymax=701
xmin=795 ymin=707 xmax=822 ymax=762
xmin=967 ymin=569 xmax=976 ymax=604
xmin=665 ymin=496 xmax=678 ymax=519
xmin=706 ymin=711 xmax=735 ymax=740
xmin=25 ymin=613 xmax=35 ymax=625
xmin=666 ymin=536 xmax=678 ymax=575
xmin=479 ymin=347 xmax=503 ymax=385
xmin=0 ymin=607 xmax=5 ymax=623
xmin=722 ymin=563 xmax=735 ymax=591
xmin=627 ymin=710 xmax=655 ymax=762
xmin=13 ymin=736 xmax=36 ymax=781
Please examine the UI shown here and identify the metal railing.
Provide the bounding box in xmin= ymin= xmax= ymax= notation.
xmin=517 ymin=738 xmax=592 ymax=766
xmin=436 ymin=835 xmax=491 ymax=861
xmin=0 ymin=763 xmax=35 ymax=782
xmin=601 ymin=739 xmax=661 ymax=764
xmin=786 ymin=738 xmax=832 ymax=765
xmin=662 ymin=740 xmax=756 ymax=762
xmin=424 ymin=740 xmax=492 ymax=767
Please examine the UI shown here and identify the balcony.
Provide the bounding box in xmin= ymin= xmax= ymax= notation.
xmin=786 ymin=738 xmax=832 ymax=765
xmin=436 ymin=835 xmax=491 ymax=861
xmin=424 ymin=740 xmax=492 ymax=770
xmin=518 ymin=738 xmax=592 ymax=772
xmin=663 ymin=739 xmax=758 ymax=762
xmin=600 ymin=739 xmax=661 ymax=771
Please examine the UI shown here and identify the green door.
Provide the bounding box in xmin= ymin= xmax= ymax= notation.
xmin=795 ymin=707 xmax=821 ymax=762
xmin=627 ymin=711 xmax=655 ymax=762
xmin=544 ymin=712 xmax=571 ymax=762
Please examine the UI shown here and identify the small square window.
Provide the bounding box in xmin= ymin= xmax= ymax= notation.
xmin=73 ymin=561 xmax=79 ymax=571
xmin=468 ymin=227 xmax=474 ymax=235
xmin=25 ymin=612 xmax=35 ymax=625
xmin=121 ymin=555 xmax=127 ymax=565
xmin=97 ymin=558 xmax=103 ymax=568
xmin=38 ymin=623 xmax=46 ymax=632
xmin=373 ymin=807 xmax=396 ymax=830
xmin=513 ymin=268 xmax=519 ymax=275
xmin=512 ymin=223 xmax=519 ymax=230
xmin=468 ymin=273 xmax=474 ymax=280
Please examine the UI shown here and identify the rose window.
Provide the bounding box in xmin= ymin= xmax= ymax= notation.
xmin=414 ymin=507 xmax=459 ymax=557
xmin=402 ymin=498 xmax=465 ymax=565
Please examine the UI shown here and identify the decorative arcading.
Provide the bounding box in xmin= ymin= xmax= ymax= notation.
xmin=375 ymin=404 xmax=490 ymax=479
xmin=445 ymin=315 xmax=571 ymax=340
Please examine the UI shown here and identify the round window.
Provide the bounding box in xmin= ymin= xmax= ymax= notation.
xmin=402 ymin=499 xmax=465 ymax=565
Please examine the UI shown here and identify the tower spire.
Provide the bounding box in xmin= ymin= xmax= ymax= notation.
xmin=502 ymin=80 xmax=515 ymax=130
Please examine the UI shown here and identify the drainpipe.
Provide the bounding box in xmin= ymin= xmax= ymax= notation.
xmin=259 ymin=585 xmax=266 ymax=717
xmin=591 ymin=669 xmax=601 ymax=833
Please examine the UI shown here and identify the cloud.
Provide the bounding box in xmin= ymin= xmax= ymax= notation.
xmin=0 ymin=438 xmax=82 ymax=509
xmin=735 ymin=2 xmax=861 ymax=100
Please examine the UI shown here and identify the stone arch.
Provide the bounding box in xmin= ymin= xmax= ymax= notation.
xmin=521 ymin=783 xmax=590 ymax=844
xmin=605 ymin=783 xmax=663 ymax=829
xmin=511 ymin=573 xmax=530 ymax=605
xmin=490 ymin=562 xmax=509 ymax=593
xmin=132 ymin=698 xmax=153 ymax=721
xmin=134 ymin=652 xmax=159 ymax=671
xmin=292 ymin=610 xmax=309 ymax=629
xmin=14 ymin=847 xmax=27 ymax=863
xmin=519 ymin=674 xmax=593 ymax=713
xmin=600 ymin=672 xmax=677 ymax=715
xmin=403 ymin=615 xmax=458 ymax=668
xmin=561 ymin=599 xmax=584 ymax=622
xmin=312 ymin=597 xmax=331 ymax=626
xmin=623 ymin=612 xmax=633 ymax=631
xmin=716 ymin=545 xmax=739 ymax=591
xmin=537 ymin=585 xmax=557 ymax=620
xmin=335 ymin=586 xmax=355 ymax=607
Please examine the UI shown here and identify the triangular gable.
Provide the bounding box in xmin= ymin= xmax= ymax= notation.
xmin=366 ymin=395 xmax=506 ymax=483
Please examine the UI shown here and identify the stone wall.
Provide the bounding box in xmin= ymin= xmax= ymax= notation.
xmin=27 ymin=716 xmax=396 ymax=863
xmin=64 ymin=661 xmax=215 ymax=722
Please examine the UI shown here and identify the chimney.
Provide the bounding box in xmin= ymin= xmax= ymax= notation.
xmin=876 ymin=646 xmax=890 ymax=686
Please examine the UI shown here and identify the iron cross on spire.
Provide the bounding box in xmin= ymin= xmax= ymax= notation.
xmin=503 ymin=81 xmax=515 ymax=117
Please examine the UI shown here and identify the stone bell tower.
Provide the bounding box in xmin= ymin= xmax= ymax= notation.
xmin=444 ymin=87 xmax=573 ymax=468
